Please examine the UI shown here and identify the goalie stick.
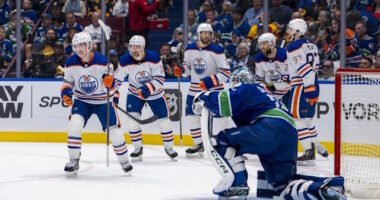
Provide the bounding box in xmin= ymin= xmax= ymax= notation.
xmin=200 ymin=108 xmax=235 ymax=194
xmin=98 ymin=19 xmax=111 ymax=167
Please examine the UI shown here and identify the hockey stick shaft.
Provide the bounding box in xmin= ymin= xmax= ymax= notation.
xmin=177 ymin=76 xmax=183 ymax=147
xmin=99 ymin=19 xmax=110 ymax=167
xmin=115 ymin=104 xmax=158 ymax=125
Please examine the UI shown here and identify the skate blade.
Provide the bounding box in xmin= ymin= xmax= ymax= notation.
xmin=170 ymin=156 xmax=178 ymax=162
xmin=218 ymin=196 xmax=248 ymax=200
xmin=297 ymin=160 xmax=316 ymax=166
xmin=186 ymin=152 xmax=204 ymax=158
xmin=131 ymin=156 xmax=143 ymax=162
xmin=65 ymin=170 xmax=78 ymax=177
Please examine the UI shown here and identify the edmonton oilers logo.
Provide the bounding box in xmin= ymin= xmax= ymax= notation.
xmin=78 ymin=75 xmax=98 ymax=94
xmin=135 ymin=71 xmax=152 ymax=85
xmin=193 ymin=58 xmax=207 ymax=75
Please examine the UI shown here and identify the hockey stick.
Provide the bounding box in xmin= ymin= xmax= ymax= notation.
xmin=200 ymin=108 xmax=234 ymax=193
xmin=115 ymin=104 xmax=158 ymax=125
xmin=177 ymin=75 xmax=183 ymax=147
xmin=98 ymin=19 xmax=111 ymax=167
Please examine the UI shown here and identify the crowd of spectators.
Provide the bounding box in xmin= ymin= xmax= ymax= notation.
xmin=0 ymin=0 xmax=379 ymax=79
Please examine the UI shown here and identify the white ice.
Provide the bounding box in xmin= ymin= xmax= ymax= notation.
xmin=0 ymin=142 xmax=335 ymax=200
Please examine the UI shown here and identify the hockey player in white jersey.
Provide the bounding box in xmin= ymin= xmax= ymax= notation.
xmin=255 ymin=33 xmax=291 ymax=100
xmin=286 ymin=19 xmax=328 ymax=165
xmin=173 ymin=23 xmax=231 ymax=157
xmin=60 ymin=31 xmax=132 ymax=176
xmin=114 ymin=35 xmax=178 ymax=161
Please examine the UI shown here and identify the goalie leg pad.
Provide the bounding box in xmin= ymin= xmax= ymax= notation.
xmin=128 ymin=112 xmax=142 ymax=148
xmin=110 ymin=126 xmax=129 ymax=164
xmin=67 ymin=114 xmax=85 ymax=160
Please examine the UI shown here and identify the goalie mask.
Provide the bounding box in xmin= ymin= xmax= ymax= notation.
xmin=230 ymin=67 xmax=255 ymax=86
xmin=197 ymin=23 xmax=213 ymax=47
xmin=129 ymin=35 xmax=146 ymax=61
xmin=287 ymin=18 xmax=307 ymax=41
xmin=258 ymin=33 xmax=276 ymax=57
xmin=72 ymin=31 xmax=92 ymax=57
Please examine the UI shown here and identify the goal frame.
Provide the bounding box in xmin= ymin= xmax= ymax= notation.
xmin=334 ymin=68 xmax=380 ymax=176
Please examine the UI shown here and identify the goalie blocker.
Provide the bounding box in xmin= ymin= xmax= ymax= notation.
xmin=195 ymin=79 xmax=346 ymax=199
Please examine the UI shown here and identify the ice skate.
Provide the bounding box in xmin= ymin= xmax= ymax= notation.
xmin=319 ymin=186 xmax=346 ymax=200
xmin=120 ymin=160 xmax=133 ymax=174
xmin=64 ymin=159 xmax=79 ymax=177
xmin=130 ymin=147 xmax=143 ymax=162
xmin=298 ymin=143 xmax=316 ymax=166
xmin=217 ymin=186 xmax=250 ymax=200
xmin=165 ymin=147 xmax=178 ymax=161
xmin=186 ymin=143 xmax=204 ymax=158
xmin=315 ymin=142 xmax=329 ymax=158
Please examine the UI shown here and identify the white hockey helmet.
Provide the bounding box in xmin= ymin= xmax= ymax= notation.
xmin=287 ymin=18 xmax=307 ymax=39
xmin=230 ymin=67 xmax=254 ymax=86
xmin=197 ymin=23 xmax=214 ymax=38
xmin=258 ymin=33 xmax=276 ymax=50
xmin=72 ymin=31 xmax=92 ymax=54
xmin=129 ymin=35 xmax=146 ymax=49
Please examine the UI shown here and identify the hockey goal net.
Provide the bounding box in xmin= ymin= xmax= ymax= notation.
xmin=335 ymin=68 xmax=380 ymax=198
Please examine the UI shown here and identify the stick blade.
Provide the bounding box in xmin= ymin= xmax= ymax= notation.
xmin=98 ymin=19 xmax=110 ymax=40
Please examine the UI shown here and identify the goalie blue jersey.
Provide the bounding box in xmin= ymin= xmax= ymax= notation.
xmin=202 ymin=83 xmax=288 ymax=127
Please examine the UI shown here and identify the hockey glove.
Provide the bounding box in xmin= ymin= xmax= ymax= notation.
xmin=304 ymin=85 xmax=319 ymax=106
xmin=61 ymin=86 xmax=73 ymax=106
xmin=102 ymin=74 xmax=115 ymax=89
xmin=138 ymin=83 xmax=153 ymax=99
xmin=173 ymin=65 xmax=185 ymax=77
xmin=113 ymin=90 xmax=120 ymax=106
xmin=200 ymin=75 xmax=219 ymax=91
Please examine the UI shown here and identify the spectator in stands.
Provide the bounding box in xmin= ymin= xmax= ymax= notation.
xmin=34 ymin=13 xmax=57 ymax=44
xmin=109 ymin=35 xmax=120 ymax=54
xmin=269 ymin=0 xmax=293 ymax=30
xmin=216 ymin=1 xmax=232 ymax=29
xmin=244 ymin=0 xmax=263 ymax=26
xmin=298 ymin=0 xmax=318 ymax=19
xmin=110 ymin=49 xmax=119 ymax=70
xmin=21 ymin=0 xmax=37 ymax=26
xmin=178 ymin=9 xmax=199 ymax=42
xmin=318 ymin=60 xmax=335 ymax=80
xmin=5 ymin=13 xmax=32 ymax=44
xmin=229 ymin=41 xmax=255 ymax=72
xmin=317 ymin=11 xmax=332 ymax=35
xmin=127 ymin=0 xmax=160 ymax=45
xmin=24 ymin=28 xmax=58 ymax=78
xmin=53 ymin=41 xmax=66 ymax=69
xmin=0 ymin=25 xmax=13 ymax=70
xmin=197 ymin=0 xmax=212 ymax=23
xmin=168 ymin=27 xmax=183 ymax=53
xmin=205 ymin=9 xmax=223 ymax=34
xmin=113 ymin=0 xmax=129 ymax=17
xmin=84 ymin=11 xmax=112 ymax=44
xmin=359 ymin=55 xmax=374 ymax=68
xmin=51 ymin=4 xmax=65 ymax=28
xmin=86 ymin=0 xmax=114 ymax=17
xmin=160 ymin=43 xmax=178 ymax=78
xmin=374 ymin=0 xmax=380 ymax=18
xmin=355 ymin=21 xmax=377 ymax=56
xmin=62 ymin=0 xmax=86 ymax=17
xmin=0 ymin=0 xmax=10 ymax=26
xmin=374 ymin=50 xmax=380 ymax=68
xmin=64 ymin=28 xmax=78 ymax=57
xmin=232 ymin=0 xmax=252 ymax=12
xmin=224 ymin=7 xmax=250 ymax=40
xmin=225 ymin=33 xmax=241 ymax=58
xmin=59 ymin=12 xmax=83 ymax=40
xmin=291 ymin=11 xmax=303 ymax=19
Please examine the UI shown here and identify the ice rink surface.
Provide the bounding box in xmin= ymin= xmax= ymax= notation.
xmin=0 ymin=142 xmax=334 ymax=200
